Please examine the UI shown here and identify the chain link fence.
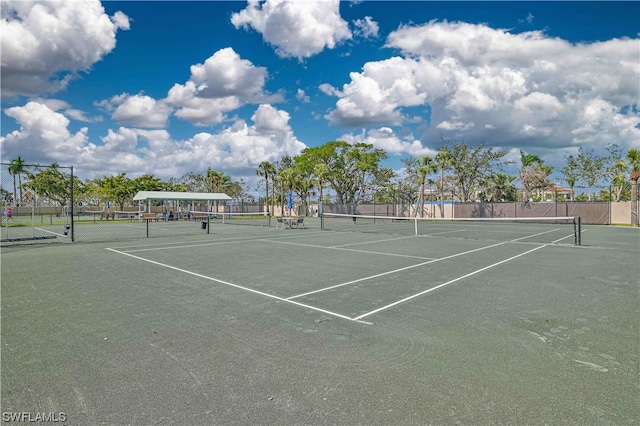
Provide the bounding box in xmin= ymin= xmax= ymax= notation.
xmin=322 ymin=198 xmax=638 ymax=226
xmin=1 ymin=162 xmax=74 ymax=245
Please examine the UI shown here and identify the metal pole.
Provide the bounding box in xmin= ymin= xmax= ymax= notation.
xmin=609 ymin=185 xmax=612 ymax=225
xmin=578 ymin=216 xmax=582 ymax=246
xmin=70 ymin=166 xmax=75 ymax=242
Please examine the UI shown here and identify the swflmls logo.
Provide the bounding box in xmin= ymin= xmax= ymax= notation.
xmin=2 ymin=412 xmax=66 ymax=422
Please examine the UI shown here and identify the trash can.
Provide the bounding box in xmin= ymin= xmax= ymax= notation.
xmin=201 ymin=221 xmax=207 ymax=229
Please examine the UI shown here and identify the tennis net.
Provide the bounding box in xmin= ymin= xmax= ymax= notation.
xmin=321 ymin=213 xmax=581 ymax=245
xmin=206 ymin=212 xmax=271 ymax=227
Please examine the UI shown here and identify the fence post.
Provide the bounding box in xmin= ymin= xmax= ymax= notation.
xmin=70 ymin=165 xmax=75 ymax=242
xmin=609 ymin=185 xmax=612 ymax=225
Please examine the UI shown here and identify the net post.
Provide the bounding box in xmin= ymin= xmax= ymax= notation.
xmin=70 ymin=166 xmax=75 ymax=242
xmin=577 ymin=216 xmax=581 ymax=246
xmin=146 ymin=218 xmax=149 ymax=238
xmin=207 ymin=213 xmax=210 ymax=234
xmin=414 ymin=216 xmax=418 ymax=236
xmin=320 ymin=213 xmax=324 ymax=230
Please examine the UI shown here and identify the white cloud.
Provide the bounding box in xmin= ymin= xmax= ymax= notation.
xmin=252 ymin=104 xmax=292 ymax=134
xmin=231 ymin=0 xmax=351 ymax=60
xmin=32 ymin=98 xmax=98 ymax=123
xmin=188 ymin=48 xmax=271 ymax=100
xmin=325 ymin=56 xmax=428 ymax=127
xmin=296 ymin=88 xmax=310 ymax=103
xmin=166 ymin=48 xmax=282 ymax=126
xmin=0 ymin=0 xmax=129 ymax=97
xmin=325 ymin=20 xmax=640 ymax=154
xmin=353 ymin=16 xmax=379 ymax=39
xmin=98 ymin=93 xmax=171 ymax=128
xmin=318 ymin=83 xmax=342 ymax=97
xmin=519 ymin=12 xmax=535 ymax=24
xmin=0 ymin=101 xmax=89 ymax=163
xmin=340 ymin=127 xmax=435 ymax=158
xmin=1 ymin=101 xmax=306 ymax=180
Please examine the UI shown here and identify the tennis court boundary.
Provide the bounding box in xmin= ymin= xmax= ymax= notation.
xmin=106 ymin=226 xmax=564 ymax=323
xmin=105 ymin=247 xmax=375 ymax=325
xmin=353 ymin=244 xmax=547 ymax=320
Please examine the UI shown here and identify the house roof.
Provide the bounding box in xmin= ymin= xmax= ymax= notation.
xmin=132 ymin=191 xmax=232 ymax=202
xmin=543 ymin=186 xmax=571 ymax=192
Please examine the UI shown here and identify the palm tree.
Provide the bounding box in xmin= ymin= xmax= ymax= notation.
xmin=256 ymin=161 xmax=275 ymax=215
xmin=519 ymin=150 xmax=551 ymax=201
xmin=416 ymin=156 xmax=437 ymax=217
xmin=207 ymin=168 xmax=231 ymax=212
xmin=435 ymin=150 xmax=451 ymax=217
xmin=8 ymin=156 xmax=26 ymax=207
xmin=610 ymin=159 xmax=629 ymax=202
xmin=279 ymin=167 xmax=298 ymax=216
xmin=313 ymin=163 xmax=329 ymax=215
xmin=483 ymin=172 xmax=517 ymax=202
xmin=627 ymin=148 xmax=640 ymax=225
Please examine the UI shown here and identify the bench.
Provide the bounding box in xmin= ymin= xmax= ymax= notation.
xmin=142 ymin=213 xmax=158 ymax=222
xmin=191 ymin=212 xmax=209 ymax=221
xmin=115 ymin=212 xmax=139 ymax=221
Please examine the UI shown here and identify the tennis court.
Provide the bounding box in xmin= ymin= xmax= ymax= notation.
xmin=1 ymin=218 xmax=638 ymax=424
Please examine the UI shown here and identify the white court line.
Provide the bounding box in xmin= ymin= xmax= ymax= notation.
xmin=262 ymin=238 xmax=434 ymax=260
xmin=354 ymin=244 xmax=547 ymax=320
xmin=110 ymin=230 xmax=328 ymax=251
xmin=35 ymin=227 xmax=68 ymax=238
xmin=105 ymin=247 xmax=372 ymax=324
xmin=423 ymin=228 xmax=468 ymax=236
xmin=286 ymin=227 xmax=563 ymax=300
xmin=107 ymin=227 xmax=573 ymax=324
xmin=121 ymin=238 xmax=261 ymax=253
xmin=332 ymin=235 xmax=416 ymax=248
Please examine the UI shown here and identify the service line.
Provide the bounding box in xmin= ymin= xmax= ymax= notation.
xmin=106 ymin=247 xmax=372 ymax=324
xmin=286 ymin=228 xmax=560 ymax=300
xmin=353 ymin=244 xmax=547 ymax=320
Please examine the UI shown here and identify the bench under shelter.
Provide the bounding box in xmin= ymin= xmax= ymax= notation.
xmin=132 ymin=191 xmax=232 ymax=220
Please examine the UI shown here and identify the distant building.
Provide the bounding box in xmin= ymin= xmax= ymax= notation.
xmin=541 ymin=185 xmax=572 ymax=201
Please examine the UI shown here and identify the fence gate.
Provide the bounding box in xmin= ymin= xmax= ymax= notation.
xmin=1 ymin=162 xmax=74 ymax=245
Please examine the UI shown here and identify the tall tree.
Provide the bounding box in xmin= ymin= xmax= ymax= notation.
xmin=561 ymin=154 xmax=580 ymax=201
xmin=481 ymin=172 xmax=517 ymax=202
xmin=25 ymin=163 xmax=83 ymax=208
xmin=417 ymin=156 xmax=437 ymax=217
xmin=179 ymin=171 xmax=208 ymax=192
xmin=133 ymin=174 xmax=164 ymax=192
xmin=207 ymin=168 xmax=232 ymax=211
xmin=369 ymin=167 xmax=396 ymax=204
xmin=297 ymin=141 xmax=387 ymax=212
xmin=519 ymin=150 xmax=552 ymax=201
xmin=256 ymin=161 xmax=276 ymax=215
xmin=577 ymin=147 xmax=608 ymax=200
xmin=278 ymin=166 xmax=299 ymax=216
xmin=8 ymin=156 xmax=26 ymax=207
xmin=439 ymin=141 xmax=506 ymax=202
xmin=312 ymin=163 xmax=329 ymax=214
xmin=604 ymin=144 xmax=628 ymax=202
xmin=627 ymin=148 xmax=640 ymax=225
xmin=275 ymin=155 xmax=295 ymax=213
xmin=95 ymin=173 xmax=135 ymax=210
xmin=435 ymin=150 xmax=452 ymax=217
xmin=610 ymin=159 xmax=629 ymax=202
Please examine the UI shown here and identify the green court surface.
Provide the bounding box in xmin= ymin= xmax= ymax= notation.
xmin=1 ymin=219 xmax=638 ymax=425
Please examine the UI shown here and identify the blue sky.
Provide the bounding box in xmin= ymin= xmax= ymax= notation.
xmin=1 ymin=1 xmax=638 ymax=192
